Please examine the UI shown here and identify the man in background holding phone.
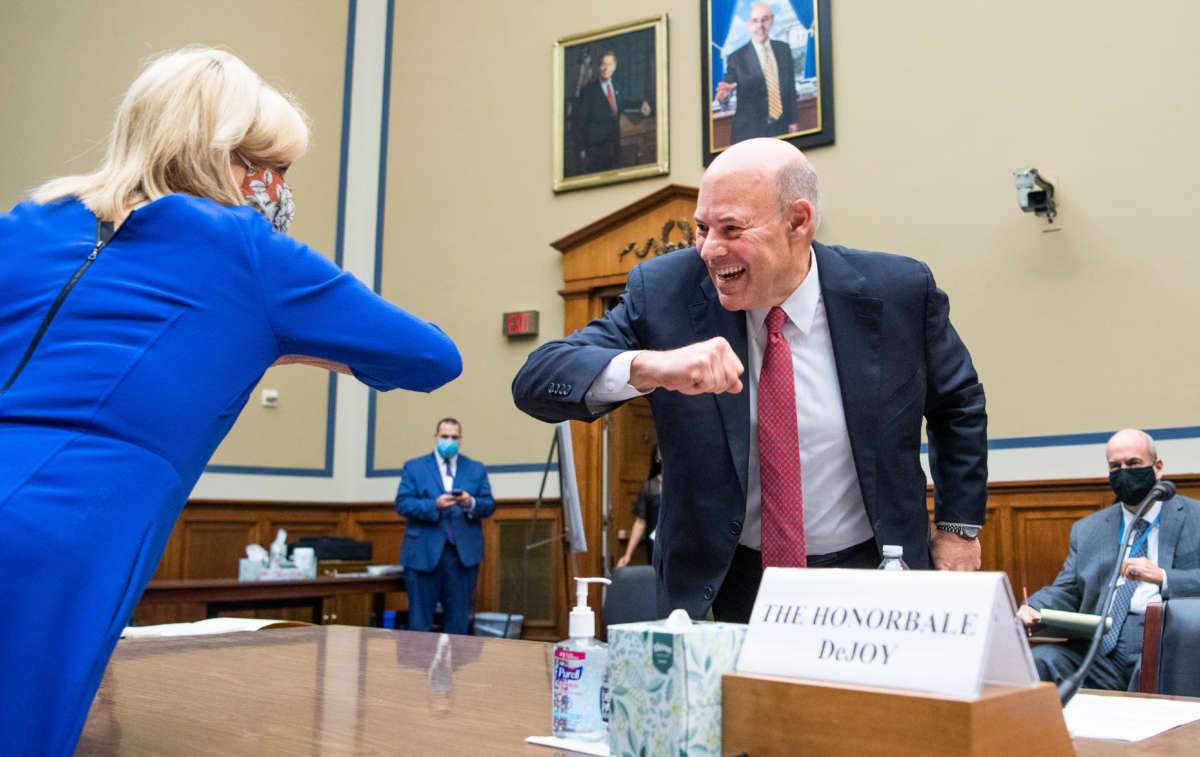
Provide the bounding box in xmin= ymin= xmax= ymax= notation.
xmin=395 ymin=417 xmax=495 ymax=634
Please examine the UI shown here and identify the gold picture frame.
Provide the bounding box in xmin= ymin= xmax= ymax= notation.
xmin=553 ymin=14 xmax=670 ymax=192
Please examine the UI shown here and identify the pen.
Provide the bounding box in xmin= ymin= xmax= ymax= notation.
xmin=1022 ymin=586 xmax=1033 ymax=638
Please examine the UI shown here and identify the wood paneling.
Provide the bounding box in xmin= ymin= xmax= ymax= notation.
xmin=133 ymin=475 xmax=1200 ymax=637
xmin=133 ymin=499 xmax=566 ymax=640
xmin=933 ymin=475 xmax=1200 ymax=603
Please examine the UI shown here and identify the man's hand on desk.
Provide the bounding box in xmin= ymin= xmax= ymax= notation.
xmin=629 ymin=337 xmax=744 ymax=395
xmin=931 ymin=529 xmax=981 ymax=571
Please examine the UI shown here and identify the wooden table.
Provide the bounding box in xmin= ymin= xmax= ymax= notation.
xmin=77 ymin=626 xmax=552 ymax=756
xmin=138 ymin=574 xmax=405 ymax=626
xmin=76 ymin=626 xmax=1200 ymax=756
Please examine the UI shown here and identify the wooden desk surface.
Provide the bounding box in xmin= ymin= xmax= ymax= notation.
xmin=139 ymin=574 xmax=405 ymax=603
xmin=76 ymin=626 xmax=1200 ymax=756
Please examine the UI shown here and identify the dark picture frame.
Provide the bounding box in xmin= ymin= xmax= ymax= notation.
xmin=553 ymin=15 xmax=670 ymax=192
xmin=700 ymin=0 xmax=833 ymax=165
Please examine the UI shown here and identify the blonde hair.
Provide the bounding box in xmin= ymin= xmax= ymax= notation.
xmin=33 ymin=46 xmax=309 ymax=219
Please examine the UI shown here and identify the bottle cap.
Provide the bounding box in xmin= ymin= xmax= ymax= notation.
xmin=881 ymin=544 xmax=903 ymax=558
xmin=569 ymin=577 xmax=611 ymax=638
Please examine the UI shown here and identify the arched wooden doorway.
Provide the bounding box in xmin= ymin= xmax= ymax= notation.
xmin=549 ymin=185 xmax=698 ymax=587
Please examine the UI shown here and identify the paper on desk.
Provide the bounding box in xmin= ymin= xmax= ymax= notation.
xmin=525 ymin=735 xmax=610 ymax=756
xmin=121 ymin=617 xmax=283 ymax=638
xmin=1063 ymin=693 xmax=1200 ymax=741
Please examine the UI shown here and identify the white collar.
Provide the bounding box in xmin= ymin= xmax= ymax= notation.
xmin=1121 ymin=500 xmax=1162 ymax=525
xmin=749 ymin=247 xmax=820 ymax=336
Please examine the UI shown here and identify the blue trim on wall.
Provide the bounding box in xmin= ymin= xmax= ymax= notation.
xmin=368 ymin=462 xmax=554 ymax=479
xmin=202 ymin=0 xmax=356 ymax=478
xmin=365 ymin=388 xmax=382 ymax=476
xmin=204 ymin=464 xmax=336 ymax=477
xmin=365 ymin=0 xmax=396 ymax=477
xmin=372 ymin=0 xmax=395 ymax=296
xmin=334 ymin=0 xmax=357 ymax=270
xmin=486 ymin=463 xmax=555 ymax=474
xmin=370 ymin=426 xmax=1200 ymax=477
xmin=917 ymin=425 xmax=1200 ymax=455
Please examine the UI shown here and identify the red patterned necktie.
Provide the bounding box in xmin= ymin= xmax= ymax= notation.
xmin=759 ymin=306 xmax=806 ymax=567
xmin=605 ymin=83 xmax=616 ymax=114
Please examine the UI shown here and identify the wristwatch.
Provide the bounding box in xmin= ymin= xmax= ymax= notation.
xmin=936 ymin=523 xmax=981 ymax=540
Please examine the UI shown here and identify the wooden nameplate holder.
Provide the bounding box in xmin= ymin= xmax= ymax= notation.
xmin=722 ymin=672 xmax=1074 ymax=756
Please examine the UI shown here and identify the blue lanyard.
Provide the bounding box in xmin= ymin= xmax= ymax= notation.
xmin=1117 ymin=510 xmax=1162 ymax=557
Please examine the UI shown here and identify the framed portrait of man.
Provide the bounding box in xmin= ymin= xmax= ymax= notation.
xmin=701 ymin=0 xmax=834 ymax=165
xmin=553 ymin=15 xmax=669 ymax=192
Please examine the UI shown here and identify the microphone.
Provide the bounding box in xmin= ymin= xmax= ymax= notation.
xmin=1150 ymin=480 xmax=1177 ymax=502
xmin=1056 ymin=479 xmax=1175 ymax=706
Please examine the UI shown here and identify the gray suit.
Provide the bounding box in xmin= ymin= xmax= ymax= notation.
xmin=1027 ymin=494 xmax=1200 ymax=689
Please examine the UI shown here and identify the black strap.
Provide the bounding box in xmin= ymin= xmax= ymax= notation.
xmin=0 ymin=219 xmax=115 ymax=396
xmin=98 ymin=218 xmax=115 ymax=246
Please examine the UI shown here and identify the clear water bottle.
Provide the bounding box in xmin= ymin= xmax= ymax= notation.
xmin=878 ymin=544 xmax=909 ymax=570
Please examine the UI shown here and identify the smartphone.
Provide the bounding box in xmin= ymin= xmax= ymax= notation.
xmin=451 ymin=489 xmax=465 ymax=497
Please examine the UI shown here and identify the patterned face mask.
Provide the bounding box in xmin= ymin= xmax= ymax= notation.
xmin=238 ymin=154 xmax=294 ymax=233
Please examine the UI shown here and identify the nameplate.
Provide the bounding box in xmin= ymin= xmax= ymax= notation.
xmin=736 ymin=569 xmax=1038 ymax=699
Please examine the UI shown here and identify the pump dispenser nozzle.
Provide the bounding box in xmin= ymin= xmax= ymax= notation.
xmin=569 ymin=577 xmax=611 ymax=638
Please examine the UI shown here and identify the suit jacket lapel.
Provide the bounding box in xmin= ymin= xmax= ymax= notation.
xmin=1158 ymin=495 xmax=1184 ymax=568
xmin=814 ymin=243 xmax=883 ymax=518
xmin=1099 ymin=504 xmax=1123 ymax=575
xmin=690 ymin=277 xmax=750 ymax=500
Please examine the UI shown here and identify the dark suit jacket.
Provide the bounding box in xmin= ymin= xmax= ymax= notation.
xmin=395 ymin=453 xmax=495 ymax=571
xmin=512 ymin=243 xmax=988 ymax=619
xmin=723 ymin=39 xmax=797 ymax=143
xmin=576 ymin=78 xmax=621 ymax=171
xmin=1028 ymin=496 xmax=1200 ymax=619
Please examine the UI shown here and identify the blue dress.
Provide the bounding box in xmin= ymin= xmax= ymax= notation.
xmin=0 ymin=195 xmax=462 ymax=756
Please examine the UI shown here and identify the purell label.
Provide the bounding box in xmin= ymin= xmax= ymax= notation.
xmin=555 ymin=664 xmax=583 ymax=681
xmin=555 ymin=648 xmax=586 ymax=661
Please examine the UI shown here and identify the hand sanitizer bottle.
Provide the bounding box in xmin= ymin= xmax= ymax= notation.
xmin=551 ymin=577 xmax=611 ymax=741
xmin=878 ymin=544 xmax=909 ymax=570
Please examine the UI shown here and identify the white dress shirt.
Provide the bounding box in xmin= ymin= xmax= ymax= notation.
xmin=1118 ymin=501 xmax=1166 ymax=614
xmin=585 ymin=250 xmax=874 ymax=555
xmin=438 ymin=453 xmax=457 ymax=491
xmin=436 ymin=451 xmax=474 ymax=511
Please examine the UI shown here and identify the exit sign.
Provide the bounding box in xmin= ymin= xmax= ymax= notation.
xmin=503 ymin=310 xmax=539 ymax=337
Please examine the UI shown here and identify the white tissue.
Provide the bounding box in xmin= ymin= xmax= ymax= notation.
xmin=664 ymin=608 xmax=692 ymax=632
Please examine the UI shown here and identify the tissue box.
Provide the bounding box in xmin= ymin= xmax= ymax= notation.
xmin=607 ymin=618 xmax=747 ymax=757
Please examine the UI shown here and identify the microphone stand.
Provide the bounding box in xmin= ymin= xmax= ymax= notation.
xmin=1056 ymin=480 xmax=1175 ymax=706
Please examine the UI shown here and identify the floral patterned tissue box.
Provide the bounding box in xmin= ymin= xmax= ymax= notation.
xmin=607 ymin=615 xmax=747 ymax=757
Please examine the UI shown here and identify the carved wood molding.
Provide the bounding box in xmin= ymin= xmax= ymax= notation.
xmin=550 ymin=184 xmax=698 ymax=253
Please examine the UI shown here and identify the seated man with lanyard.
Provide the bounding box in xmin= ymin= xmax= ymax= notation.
xmin=1018 ymin=428 xmax=1200 ymax=689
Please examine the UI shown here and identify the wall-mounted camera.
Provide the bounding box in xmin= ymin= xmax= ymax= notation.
xmin=1013 ymin=168 xmax=1057 ymax=223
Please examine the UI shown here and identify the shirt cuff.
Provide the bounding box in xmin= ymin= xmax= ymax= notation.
xmin=584 ymin=351 xmax=649 ymax=411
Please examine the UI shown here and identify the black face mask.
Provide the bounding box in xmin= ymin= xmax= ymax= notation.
xmin=1109 ymin=465 xmax=1158 ymax=506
